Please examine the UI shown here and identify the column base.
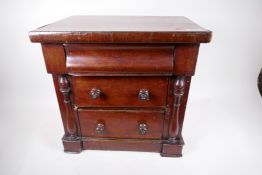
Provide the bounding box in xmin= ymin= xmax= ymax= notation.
xmin=161 ymin=138 xmax=184 ymax=157
xmin=62 ymin=135 xmax=82 ymax=153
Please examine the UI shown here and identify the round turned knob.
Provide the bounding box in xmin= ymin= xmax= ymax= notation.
xmin=139 ymin=123 xmax=148 ymax=135
xmin=138 ymin=89 xmax=149 ymax=101
xmin=96 ymin=123 xmax=105 ymax=134
xmin=90 ymin=88 xmax=101 ymax=99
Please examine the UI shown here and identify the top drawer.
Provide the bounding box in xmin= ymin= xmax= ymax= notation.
xmin=64 ymin=44 xmax=174 ymax=74
xmin=71 ymin=76 xmax=168 ymax=107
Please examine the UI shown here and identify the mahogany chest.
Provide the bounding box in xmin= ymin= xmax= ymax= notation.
xmin=29 ymin=16 xmax=211 ymax=157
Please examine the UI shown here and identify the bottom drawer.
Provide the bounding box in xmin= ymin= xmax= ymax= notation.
xmin=78 ymin=109 xmax=164 ymax=139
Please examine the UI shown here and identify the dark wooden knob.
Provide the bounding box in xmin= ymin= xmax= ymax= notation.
xmin=138 ymin=89 xmax=149 ymax=100
xmin=96 ymin=123 xmax=105 ymax=134
xmin=90 ymin=88 xmax=101 ymax=99
xmin=139 ymin=123 xmax=148 ymax=135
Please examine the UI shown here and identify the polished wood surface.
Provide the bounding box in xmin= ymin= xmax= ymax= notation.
xmin=174 ymin=44 xmax=200 ymax=75
xmin=71 ymin=76 xmax=168 ymax=107
xmin=65 ymin=44 xmax=174 ymax=73
xmin=79 ymin=109 xmax=164 ymax=139
xmin=83 ymin=138 xmax=162 ymax=152
xmin=29 ymin=16 xmax=211 ymax=43
xmin=29 ymin=16 xmax=212 ymax=157
xmin=42 ymin=44 xmax=66 ymax=73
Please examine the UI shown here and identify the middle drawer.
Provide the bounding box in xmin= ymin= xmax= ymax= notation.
xmin=71 ymin=76 xmax=168 ymax=107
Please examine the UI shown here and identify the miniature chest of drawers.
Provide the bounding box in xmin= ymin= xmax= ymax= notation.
xmin=29 ymin=16 xmax=211 ymax=157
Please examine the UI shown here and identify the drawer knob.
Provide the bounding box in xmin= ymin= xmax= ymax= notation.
xmin=138 ymin=89 xmax=149 ymax=101
xmin=96 ymin=123 xmax=105 ymax=134
xmin=139 ymin=123 xmax=148 ymax=135
xmin=90 ymin=88 xmax=101 ymax=99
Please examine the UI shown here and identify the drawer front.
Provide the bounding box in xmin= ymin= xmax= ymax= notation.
xmin=65 ymin=44 xmax=174 ymax=73
xmin=78 ymin=110 xmax=164 ymax=139
xmin=71 ymin=76 xmax=168 ymax=107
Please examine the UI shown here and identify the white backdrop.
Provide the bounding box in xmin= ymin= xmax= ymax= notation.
xmin=0 ymin=0 xmax=262 ymax=175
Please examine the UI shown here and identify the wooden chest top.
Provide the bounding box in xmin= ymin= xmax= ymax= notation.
xmin=29 ymin=16 xmax=211 ymax=43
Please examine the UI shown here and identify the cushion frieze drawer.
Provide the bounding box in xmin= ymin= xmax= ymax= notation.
xmin=71 ymin=76 xmax=168 ymax=107
xmin=65 ymin=44 xmax=174 ymax=74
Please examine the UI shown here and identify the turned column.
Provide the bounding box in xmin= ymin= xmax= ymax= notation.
xmin=168 ymin=76 xmax=186 ymax=144
xmin=58 ymin=74 xmax=78 ymax=141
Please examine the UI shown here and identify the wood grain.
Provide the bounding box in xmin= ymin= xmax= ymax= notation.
xmin=83 ymin=138 xmax=162 ymax=152
xmin=65 ymin=44 xmax=174 ymax=73
xmin=78 ymin=109 xmax=164 ymax=139
xmin=41 ymin=44 xmax=66 ymax=73
xmin=29 ymin=16 xmax=211 ymax=43
xmin=71 ymin=76 xmax=168 ymax=107
xmin=29 ymin=16 xmax=212 ymax=157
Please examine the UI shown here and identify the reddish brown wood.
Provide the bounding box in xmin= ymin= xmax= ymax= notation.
xmin=41 ymin=44 xmax=66 ymax=73
xmin=57 ymin=75 xmax=82 ymax=153
xmin=29 ymin=16 xmax=212 ymax=157
xmin=71 ymin=76 xmax=168 ymax=107
xmin=168 ymin=76 xmax=186 ymax=144
xmin=58 ymin=75 xmax=78 ymax=139
xmin=52 ymin=75 xmax=68 ymax=133
xmin=29 ymin=16 xmax=211 ymax=43
xmin=78 ymin=109 xmax=164 ymax=139
xmin=161 ymin=143 xmax=183 ymax=157
xmin=52 ymin=75 xmax=82 ymax=153
xmin=65 ymin=44 xmax=174 ymax=73
xmin=162 ymin=76 xmax=191 ymax=139
xmin=62 ymin=137 xmax=82 ymax=153
xmin=68 ymin=72 xmax=172 ymax=76
xmin=162 ymin=77 xmax=173 ymax=139
xmin=83 ymin=138 xmax=162 ymax=152
xmin=178 ymin=77 xmax=192 ymax=136
xmin=174 ymin=44 xmax=200 ymax=76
